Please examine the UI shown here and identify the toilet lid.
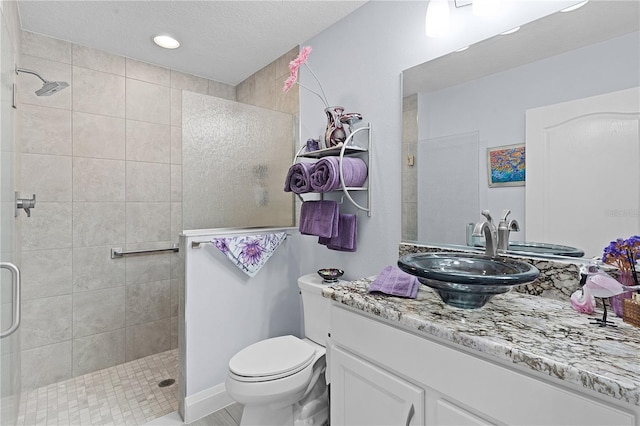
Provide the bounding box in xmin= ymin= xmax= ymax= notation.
xmin=229 ymin=335 xmax=316 ymax=379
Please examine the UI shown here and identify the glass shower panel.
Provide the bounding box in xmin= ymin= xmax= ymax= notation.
xmin=0 ymin=11 xmax=21 ymax=426
xmin=182 ymin=92 xmax=295 ymax=230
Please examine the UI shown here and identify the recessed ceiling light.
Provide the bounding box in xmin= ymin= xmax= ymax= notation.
xmin=561 ymin=0 xmax=588 ymax=12
xmin=500 ymin=26 xmax=520 ymax=35
xmin=153 ymin=35 xmax=180 ymax=49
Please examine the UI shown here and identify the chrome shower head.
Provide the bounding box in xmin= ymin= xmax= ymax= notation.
xmin=15 ymin=66 xmax=69 ymax=96
xmin=35 ymin=80 xmax=69 ymax=96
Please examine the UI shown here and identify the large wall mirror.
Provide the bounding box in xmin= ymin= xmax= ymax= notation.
xmin=402 ymin=0 xmax=640 ymax=258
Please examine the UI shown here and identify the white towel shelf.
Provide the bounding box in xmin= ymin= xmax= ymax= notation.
xmin=292 ymin=123 xmax=372 ymax=217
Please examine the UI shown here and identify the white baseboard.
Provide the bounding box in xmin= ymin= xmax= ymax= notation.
xmin=183 ymin=383 xmax=234 ymax=424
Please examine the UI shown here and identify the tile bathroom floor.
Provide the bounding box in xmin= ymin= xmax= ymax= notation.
xmin=16 ymin=348 xmax=241 ymax=426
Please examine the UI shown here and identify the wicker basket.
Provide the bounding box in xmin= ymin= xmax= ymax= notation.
xmin=622 ymin=294 xmax=640 ymax=328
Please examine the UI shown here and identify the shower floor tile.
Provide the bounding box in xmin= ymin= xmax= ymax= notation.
xmin=17 ymin=349 xmax=179 ymax=426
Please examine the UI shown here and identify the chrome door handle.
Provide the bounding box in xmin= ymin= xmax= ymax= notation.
xmin=0 ymin=262 xmax=21 ymax=338
xmin=406 ymin=403 xmax=415 ymax=426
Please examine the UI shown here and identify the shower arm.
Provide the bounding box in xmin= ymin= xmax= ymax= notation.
xmin=15 ymin=66 xmax=48 ymax=84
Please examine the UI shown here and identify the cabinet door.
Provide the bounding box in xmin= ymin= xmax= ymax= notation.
xmin=434 ymin=399 xmax=494 ymax=426
xmin=331 ymin=346 xmax=424 ymax=426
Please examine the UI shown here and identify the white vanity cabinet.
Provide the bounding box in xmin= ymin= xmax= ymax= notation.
xmin=331 ymin=346 xmax=424 ymax=425
xmin=329 ymin=304 xmax=638 ymax=426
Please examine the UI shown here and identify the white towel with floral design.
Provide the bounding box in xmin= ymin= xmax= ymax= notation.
xmin=211 ymin=232 xmax=287 ymax=277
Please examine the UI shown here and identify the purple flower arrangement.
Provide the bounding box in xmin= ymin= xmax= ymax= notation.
xmin=602 ymin=235 xmax=640 ymax=288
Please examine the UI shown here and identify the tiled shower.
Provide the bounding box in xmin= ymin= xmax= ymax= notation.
xmin=17 ymin=29 xmax=298 ymax=393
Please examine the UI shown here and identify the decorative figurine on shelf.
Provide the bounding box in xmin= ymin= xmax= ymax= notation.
xmin=282 ymin=46 xmax=362 ymax=149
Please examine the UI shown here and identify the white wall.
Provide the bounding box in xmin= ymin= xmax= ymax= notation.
xmin=182 ymin=228 xmax=302 ymax=422
xmin=297 ymin=1 xmax=574 ymax=280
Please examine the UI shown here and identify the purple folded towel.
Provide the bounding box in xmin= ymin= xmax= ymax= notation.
xmin=318 ymin=214 xmax=357 ymax=252
xmin=310 ymin=156 xmax=368 ymax=193
xmin=321 ymin=214 xmax=357 ymax=252
xmin=299 ymin=201 xmax=339 ymax=238
xmin=284 ymin=162 xmax=314 ymax=194
xmin=368 ymin=266 xmax=420 ymax=298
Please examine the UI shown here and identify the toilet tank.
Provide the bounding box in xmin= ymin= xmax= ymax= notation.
xmin=298 ymin=274 xmax=332 ymax=346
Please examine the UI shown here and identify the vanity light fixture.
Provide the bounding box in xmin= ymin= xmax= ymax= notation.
xmin=500 ymin=26 xmax=520 ymax=35
xmin=561 ymin=0 xmax=589 ymax=12
xmin=425 ymin=0 xmax=451 ymax=38
xmin=153 ymin=34 xmax=180 ymax=49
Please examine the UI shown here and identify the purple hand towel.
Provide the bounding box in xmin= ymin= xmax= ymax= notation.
xmin=310 ymin=156 xmax=368 ymax=193
xmin=368 ymin=266 xmax=420 ymax=299
xmin=318 ymin=214 xmax=357 ymax=252
xmin=299 ymin=201 xmax=339 ymax=238
xmin=284 ymin=162 xmax=314 ymax=194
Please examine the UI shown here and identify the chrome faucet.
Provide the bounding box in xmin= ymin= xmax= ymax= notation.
xmin=472 ymin=210 xmax=498 ymax=257
xmin=497 ymin=209 xmax=520 ymax=251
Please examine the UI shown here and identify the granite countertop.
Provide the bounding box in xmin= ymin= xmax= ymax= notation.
xmin=323 ymin=277 xmax=640 ymax=407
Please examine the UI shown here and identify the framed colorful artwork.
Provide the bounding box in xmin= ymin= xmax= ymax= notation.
xmin=487 ymin=144 xmax=525 ymax=187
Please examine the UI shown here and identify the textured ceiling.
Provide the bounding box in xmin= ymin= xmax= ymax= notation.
xmin=17 ymin=1 xmax=366 ymax=86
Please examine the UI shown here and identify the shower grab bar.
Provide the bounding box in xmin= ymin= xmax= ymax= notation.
xmin=111 ymin=243 xmax=179 ymax=259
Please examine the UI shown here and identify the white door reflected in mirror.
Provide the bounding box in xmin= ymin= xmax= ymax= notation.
xmin=526 ymin=87 xmax=640 ymax=258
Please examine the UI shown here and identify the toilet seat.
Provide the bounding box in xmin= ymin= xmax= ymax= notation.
xmin=229 ymin=335 xmax=316 ymax=382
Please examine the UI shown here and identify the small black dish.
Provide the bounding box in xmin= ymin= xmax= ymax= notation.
xmin=317 ymin=268 xmax=344 ymax=283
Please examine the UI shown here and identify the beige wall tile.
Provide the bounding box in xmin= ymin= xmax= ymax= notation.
xmin=3 ymin=2 xmax=22 ymax=53
xmin=72 ymin=112 xmax=125 ymax=160
xmin=21 ymin=248 xmax=72 ymax=300
xmin=18 ymin=55 xmax=72 ymax=110
xmin=125 ymin=79 xmax=170 ymax=124
xmin=72 ymin=44 xmax=125 ymax=75
xmin=125 ymin=280 xmax=171 ymax=326
xmin=170 ymin=316 xmax=178 ymax=350
xmin=170 ymin=165 xmax=181 ymax=202
xmin=21 ymin=31 xmax=71 ymax=63
xmin=19 ymin=104 xmax=72 ymax=155
xmin=125 ymin=161 xmax=170 ymax=202
xmin=170 ymin=202 xmax=182 ymax=245
xmin=125 ymin=318 xmax=170 ymax=362
xmin=73 ymin=246 xmax=125 ymax=293
xmin=72 ymin=202 xmax=125 ymax=247
xmin=22 ymin=202 xmax=72 ymax=250
xmin=126 ymin=58 xmax=170 ymax=86
xmin=21 ymin=342 xmax=72 ymax=390
xmin=21 ymin=153 xmax=72 ymax=201
xmin=72 ymin=286 xmax=125 ymax=338
xmin=73 ymin=66 xmax=125 ymax=117
xmin=21 ymin=295 xmax=72 ymax=350
xmin=170 ymin=70 xmax=208 ymax=94
xmin=125 ymin=120 xmax=171 ymax=163
xmin=170 ymin=278 xmax=180 ymax=317
xmin=125 ymin=246 xmax=171 ymax=285
xmin=72 ymin=157 xmax=125 ymax=201
xmin=170 ymin=88 xmax=181 ymax=127
xmin=208 ymin=79 xmax=235 ymax=100
xmin=72 ymin=329 xmax=125 ymax=376
xmin=170 ymin=126 xmax=182 ymax=164
xmin=125 ymin=202 xmax=170 ymax=243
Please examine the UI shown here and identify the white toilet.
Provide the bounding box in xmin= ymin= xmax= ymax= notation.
xmin=225 ymin=274 xmax=332 ymax=426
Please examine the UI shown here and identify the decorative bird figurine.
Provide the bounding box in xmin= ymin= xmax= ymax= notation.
xmin=582 ymin=270 xmax=640 ymax=327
